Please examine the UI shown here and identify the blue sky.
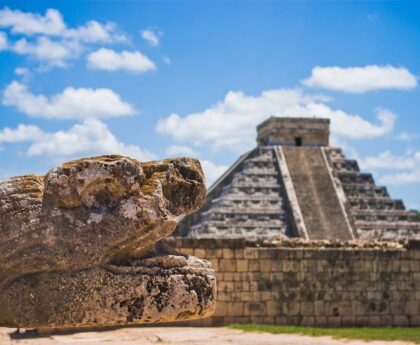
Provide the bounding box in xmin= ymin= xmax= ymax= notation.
xmin=0 ymin=1 xmax=419 ymax=209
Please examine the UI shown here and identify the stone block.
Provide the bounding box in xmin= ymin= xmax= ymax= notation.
xmin=263 ymin=317 xmax=276 ymax=324
xmin=241 ymin=292 xmax=252 ymax=301
xmin=285 ymin=302 xmax=300 ymax=316
xmin=407 ymin=300 xmax=418 ymax=315
xmin=301 ymin=301 xmax=314 ymax=316
xmin=217 ymin=292 xmax=230 ymax=302
xmin=410 ymin=315 xmax=420 ymax=326
xmin=233 ymin=272 xmax=242 ymax=281
xmin=193 ymin=248 xmax=206 ymax=258
xmin=393 ymin=315 xmax=410 ymax=326
xmin=234 ymin=249 xmax=244 ymax=259
xmin=368 ymin=315 xmax=380 ymax=326
xmin=327 ymin=316 xmax=342 ymax=327
xmin=249 ymin=259 xmax=260 ymax=272
xmin=260 ymin=291 xmax=272 ymax=302
xmin=227 ymin=302 xmax=243 ymax=316
xmin=266 ymin=301 xmax=282 ymax=317
xmin=222 ymin=248 xmax=235 ymax=259
xmin=209 ymin=259 xmax=219 ymax=271
xmin=341 ymin=316 xmax=356 ymax=326
xmin=352 ymin=300 xmax=365 ymax=315
xmin=275 ymin=316 xmax=288 ymax=325
xmin=301 ymin=316 xmax=316 ymax=326
xmin=219 ymin=259 xmax=236 ymax=272
xmin=260 ymin=259 xmax=272 ymax=272
xmin=379 ymin=316 xmax=392 ymax=326
xmin=215 ymin=272 xmax=224 ymax=281
xmin=314 ymin=301 xmax=325 ymax=316
xmin=234 ymin=282 xmax=243 ymax=292
xmin=315 ymin=316 xmax=328 ymax=327
xmin=237 ymin=259 xmax=249 ymax=272
xmin=214 ymin=301 xmax=228 ymax=317
xmin=244 ymin=248 xmax=258 ymax=259
xmin=338 ymin=301 xmax=351 ymax=316
xmin=205 ymin=248 xmax=222 ymax=259
xmin=182 ymin=248 xmax=194 ymax=256
xmin=218 ymin=281 xmax=234 ymax=292
xmin=250 ymin=281 xmax=259 ymax=292
xmin=247 ymin=302 xmax=265 ymax=316
xmin=250 ymin=316 xmax=264 ymax=324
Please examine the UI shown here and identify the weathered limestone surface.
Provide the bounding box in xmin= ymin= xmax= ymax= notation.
xmin=0 ymin=155 xmax=216 ymax=328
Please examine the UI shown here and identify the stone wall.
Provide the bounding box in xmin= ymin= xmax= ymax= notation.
xmin=165 ymin=237 xmax=420 ymax=327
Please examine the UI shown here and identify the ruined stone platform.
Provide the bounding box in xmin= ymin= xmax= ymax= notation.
xmin=176 ymin=117 xmax=420 ymax=240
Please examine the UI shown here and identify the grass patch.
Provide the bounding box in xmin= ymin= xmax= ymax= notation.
xmin=229 ymin=324 xmax=420 ymax=343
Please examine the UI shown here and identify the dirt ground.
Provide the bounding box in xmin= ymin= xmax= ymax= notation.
xmin=0 ymin=327 xmax=416 ymax=345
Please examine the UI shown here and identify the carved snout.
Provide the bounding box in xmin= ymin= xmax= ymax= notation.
xmin=166 ymin=157 xmax=206 ymax=215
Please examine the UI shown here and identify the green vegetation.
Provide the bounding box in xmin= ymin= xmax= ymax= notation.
xmin=229 ymin=324 xmax=420 ymax=343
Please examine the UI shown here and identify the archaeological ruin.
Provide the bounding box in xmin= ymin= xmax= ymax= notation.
xmin=172 ymin=117 xmax=420 ymax=327
xmin=175 ymin=117 xmax=420 ymax=240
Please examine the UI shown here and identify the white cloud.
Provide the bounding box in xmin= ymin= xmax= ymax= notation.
xmin=360 ymin=151 xmax=417 ymax=171
xmin=0 ymin=124 xmax=44 ymax=143
xmin=87 ymin=48 xmax=155 ymax=73
xmin=0 ymin=119 xmax=156 ymax=161
xmin=65 ymin=21 xmax=126 ymax=44
xmin=380 ymin=169 xmax=420 ymax=185
xmin=14 ymin=67 xmax=30 ymax=76
xmin=0 ymin=8 xmax=127 ymax=68
xmin=302 ymin=65 xmax=418 ymax=93
xmin=359 ymin=150 xmax=420 ymax=185
xmin=0 ymin=31 xmax=7 ymax=50
xmin=397 ymin=132 xmax=418 ymax=141
xmin=27 ymin=119 xmax=156 ymax=160
xmin=0 ymin=8 xmax=65 ymax=36
xmin=12 ymin=36 xmax=81 ymax=67
xmin=3 ymin=81 xmax=135 ymax=120
xmin=141 ymin=29 xmax=160 ymax=47
xmin=157 ymin=88 xmax=396 ymax=153
xmin=0 ymin=7 xmax=125 ymax=43
xmin=166 ymin=145 xmax=198 ymax=157
xmin=201 ymin=160 xmax=228 ymax=186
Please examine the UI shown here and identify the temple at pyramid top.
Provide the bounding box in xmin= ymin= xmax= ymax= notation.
xmin=175 ymin=117 xmax=420 ymax=241
xmin=256 ymin=117 xmax=330 ymax=147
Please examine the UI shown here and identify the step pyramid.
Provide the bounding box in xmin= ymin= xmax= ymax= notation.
xmin=175 ymin=117 xmax=420 ymax=240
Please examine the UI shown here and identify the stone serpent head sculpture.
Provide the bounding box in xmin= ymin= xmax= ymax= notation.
xmin=0 ymin=155 xmax=216 ymax=328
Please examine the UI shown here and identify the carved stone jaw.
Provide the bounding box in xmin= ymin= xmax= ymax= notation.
xmin=1 ymin=250 xmax=216 ymax=328
xmin=0 ymin=155 xmax=215 ymax=328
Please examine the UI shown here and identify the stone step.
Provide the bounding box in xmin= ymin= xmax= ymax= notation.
xmin=332 ymin=160 xmax=360 ymax=173
xmin=338 ymin=172 xmax=375 ymax=184
xmin=351 ymin=209 xmax=419 ymax=222
xmin=325 ymin=147 xmax=346 ymax=161
xmin=211 ymin=199 xmax=283 ymax=207
xmin=348 ymin=198 xmax=405 ymax=210
xmin=342 ymin=185 xmax=389 ymax=198
xmin=355 ymin=220 xmax=420 ymax=230
xmin=211 ymin=194 xmax=282 ymax=202
xmin=200 ymin=207 xmax=285 ymax=215
xmin=283 ymin=147 xmax=353 ymax=240
xmin=190 ymin=226 xmax=287 ymax=237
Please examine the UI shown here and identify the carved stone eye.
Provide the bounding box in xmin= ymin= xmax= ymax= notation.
xmin=43 ymin=156 xmax=145 ymax=209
